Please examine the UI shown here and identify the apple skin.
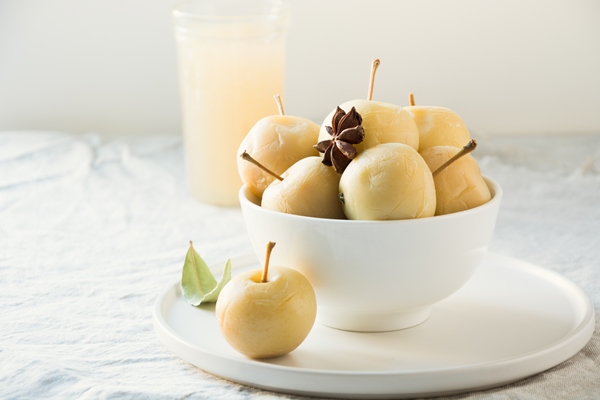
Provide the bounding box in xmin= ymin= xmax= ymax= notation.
xmin=420 ymin=145 xmax=491 ymax=215
xmin=405 ymin=105 xmax=471 ymax=152
xmin=238 ymin=115 xmax=320 ymax=198
xmin=339 ymin=143 xmax=436 ymax=220
xmin=261 ymin=156 xmax=346 ymax=219
xmin=215 ymin=265 xmax=317 ymax=359
xmin=318 ymin=100 xmax=419 ymax=154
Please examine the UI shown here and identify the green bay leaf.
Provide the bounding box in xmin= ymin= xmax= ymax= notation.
xmin=181 ymin=242 xmax=218 ymax=306
xmin=201 ymin=259 xmax=232 ymax=303
xmin=181 ymin=242 xmax=232 ymax=306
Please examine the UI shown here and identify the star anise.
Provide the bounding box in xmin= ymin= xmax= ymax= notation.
xmin=314 ymin=106 xmax=365 ymax=173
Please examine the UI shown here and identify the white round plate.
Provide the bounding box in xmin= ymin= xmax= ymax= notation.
xmin=153 ymin=253 xmax=595 ymax=399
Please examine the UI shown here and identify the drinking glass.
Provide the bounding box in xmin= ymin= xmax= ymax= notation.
xmin=173 ymin=0 xmax=290 ymax=206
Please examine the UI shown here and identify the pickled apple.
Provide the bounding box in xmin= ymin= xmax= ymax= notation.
xmin=319 ymin=100 xmax=419 ymax=155
xmin=339 ymin=143 xmax=435 ymax=220
xmin=237 ymin=115 xmax=320 ymax=198
xmin=405 ymin=102 xmax=471 ymax=152
xmin=420 ymin=145 xmax=491 ymax=215
xmin=262 ymin=156 xmax=345 ymax=219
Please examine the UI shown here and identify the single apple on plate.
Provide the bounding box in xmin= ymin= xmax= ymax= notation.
xmin=216 ymin=242 xmax=317 ymax=359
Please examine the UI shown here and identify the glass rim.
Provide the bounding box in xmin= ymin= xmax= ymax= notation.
xmin=172 ymin=0 xmax=290 ymax=22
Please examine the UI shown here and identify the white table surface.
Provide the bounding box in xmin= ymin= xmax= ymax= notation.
xmin=1 ymin=131 xmax=598 ymax=399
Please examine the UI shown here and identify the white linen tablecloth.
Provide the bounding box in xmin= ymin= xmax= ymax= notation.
xmin=1 ymin=131 xmax=598 ymax=399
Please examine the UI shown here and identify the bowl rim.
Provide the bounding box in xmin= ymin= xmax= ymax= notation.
xmin=239 ymin=176 xmax=502 ymax=224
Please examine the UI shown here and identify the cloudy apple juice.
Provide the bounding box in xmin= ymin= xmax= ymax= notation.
xmin=173 ymin=1 xmax=289 ymax=206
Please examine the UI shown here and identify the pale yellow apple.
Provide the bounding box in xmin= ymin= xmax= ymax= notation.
xmin=261 ymin=156 xmax=346 ymax=219
xmin=339 ymin=143 xmax=436 ymax=220
xmin=420 ymin=145 xmax=491 ymax=215
xmin=318 ymin=100 xmax=419 ymax=154
xmin=215 ymin=265 xmax=317 ymax=359
xmin=405 ymin=105 xmax=471 ymax=152
xmin=237 ymin=115 xmax=320 ymax=198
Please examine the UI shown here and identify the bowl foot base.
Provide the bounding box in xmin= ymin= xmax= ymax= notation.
xmin=316 ymin=306 xmax=432 ymax=332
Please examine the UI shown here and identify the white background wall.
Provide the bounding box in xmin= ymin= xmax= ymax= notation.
xmin=1 ymin=0 xmax=599 ymax=136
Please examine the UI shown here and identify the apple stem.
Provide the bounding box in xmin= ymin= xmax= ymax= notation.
xmin=409 ymin=93 xmax=416 ymax=107
xmin=273 ymin=94 xmax=285 ymax=116
xmin=432 ymin=139 xmax=478 ymax=177
xmin=261 ymin=241 xmax=276 ymax=283
xmin=367 ymin=59 xmax=381 ymax=101
xmin=240 ymin=151 xmax=284 ymax=181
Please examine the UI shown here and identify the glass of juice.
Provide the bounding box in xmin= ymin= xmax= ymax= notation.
xmin=173 ymin=0 xmax=290 ymax=206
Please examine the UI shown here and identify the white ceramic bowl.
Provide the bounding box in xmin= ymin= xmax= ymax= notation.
xmin=239 ymin=177 xmax=502 ymax=332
